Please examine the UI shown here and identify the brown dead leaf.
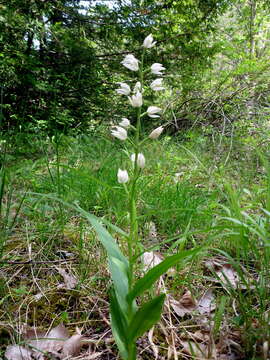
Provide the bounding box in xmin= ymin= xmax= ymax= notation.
xmin=5 ymin=345 xmax=32 ymax=360
xmin=204 ymin=258 xmax=222 ymax=270
xmin=204 ymin=257 xmax=240 ymax=289
xmin=168 ymin=290 xmax=197 ymax=317
xmin=181 ymin=340 xmax=207 ymax=359
xmin=6 ymin=324 xmax=84 ymax=360
xmin=197 ymin=289 xmax=216 ymax=315
xmin=192 ymin=330 xmax=211 ymax=343
xmin=142 ymin=251 xmax=163 ymax=269
xmin=216 ymin=264 xmax=239 ymax=289
xmin=22 ymin=326 xmax=46 ymax=340
xmin=168 ymin=289 xmax=215 ymax=318
xmin=28 ymin=323 xmax=68 ymax=359
xmin=142 ymin=251 xmax=175 ymax=276
xmin=204 ymin=258 xmax=240 ymax=290
xmin=181 ymin=340 xmax=216 ymax=359
xmin=142 ymin=251 xmax=163 ymax=271
xmin=56 ymin=267 xmax=78 ymax=290
xmin=62 ymin=327 xmax=83 ymax=358
xmin=181 ymin=329 xmax=209 ymax=343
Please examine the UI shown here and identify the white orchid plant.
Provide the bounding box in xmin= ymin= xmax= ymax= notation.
xmin=82 ymin=34 xmax=199 ymax=360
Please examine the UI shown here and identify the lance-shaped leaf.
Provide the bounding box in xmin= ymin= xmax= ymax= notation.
xmin=127 ymin=248 xmax=201 ymax=302
xmin=127 ymin=294 xmax=166 ymax=342
xmin=110 ymin=289 xmax=129 ymax=360
xmin=109 ymin=257 xmax=130 ymax=314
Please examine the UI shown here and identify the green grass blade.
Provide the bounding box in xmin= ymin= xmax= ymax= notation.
xmin=74 ymin=203 xmax=128 ymax=266
xmin=0 ymin=168 xmax=6 ymax=217
xmin=213 ymin=295 xmax=227 ymax=338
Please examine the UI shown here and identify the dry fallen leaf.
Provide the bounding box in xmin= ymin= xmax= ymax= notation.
xmin=197 ymin=289 xmax=216 ymax=315
xmin=28 ymin=323 xmax=68 ymax=359
xmin=181 ymin=339 xmax=217 ymax=359
xmin=62 ymin=327 xmax=83 ymax=358
xmin=142 ymin=251 xmax=175 ymax=276
xmin=56 ymin=267 xmax=78 ymax=290
xmin=168 ymin=290 xmax=197 ymax=317
xmin=216 ymin=264 xmax=239 ymax=289
xmin=142 ymin=251 xmax=163 ymax=271
xmin=168 ymin=289 xmax=215 ymax=318
xmin=6 ymin=324 xmax=84 ymax=360
xmin=204 ymin=258 xmax=241 ymax=291
xmin=5 ymin=345 xmax=33 ymax=360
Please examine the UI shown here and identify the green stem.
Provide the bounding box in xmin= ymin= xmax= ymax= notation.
xmin=128 ymin=50 xmax=145 ymax=269
xmin=127 ymin=343 xmax=136 ymax=360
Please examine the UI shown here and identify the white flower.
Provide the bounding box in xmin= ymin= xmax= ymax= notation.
xmin=150 ymin=78 xmax=165 ymax=91
xmin=128 ymin=91 xmax=143 ymax=107
xmin=149 ymin=126 xmax=164 ymax=139
xmin=116 ymin=82 xmax=131 ymax=95
xmin=151 ymin=63 xmax=165 ymax=75
xmin=119 ymin=118 xmax=130 ymax=128
xmin=143 ymin=34 xmax=156 ymax=49
xmin=133 ymin=81 xmax=141 ymax=93
xmin=111 ymin=126 xmax=127 ymax=140
xmin=131 ymin=153 xmax=145 ymax=168
xmin=147 ymin=106 xmax=162 ymax=118
xmin=117 ymin=169 xmax=129 ymax=183
xmin=121 ymin=54 xmax=139 ymax=71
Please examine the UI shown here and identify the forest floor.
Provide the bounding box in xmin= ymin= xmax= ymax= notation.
xmin=0 ymin=128 xmax=270 ymax=360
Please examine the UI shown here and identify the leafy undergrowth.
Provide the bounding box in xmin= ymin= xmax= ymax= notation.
xmin=0 ymin=130 xmax=270 ymax=359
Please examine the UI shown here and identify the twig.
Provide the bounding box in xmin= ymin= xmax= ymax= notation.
xmin=0 ymin=258 xmax=76 ymax=265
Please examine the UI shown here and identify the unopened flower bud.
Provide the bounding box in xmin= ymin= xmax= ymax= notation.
xmin=149 ymin=126 xmax=164 ymax=139
xmin=117 ymin=169 xmax=129 ymax=183
xmin=131 ymin=153 xmax=145 ymax=168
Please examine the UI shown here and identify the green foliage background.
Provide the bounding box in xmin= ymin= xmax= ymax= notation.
xmin=0 ymin=0 xmax=241 ymax=133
